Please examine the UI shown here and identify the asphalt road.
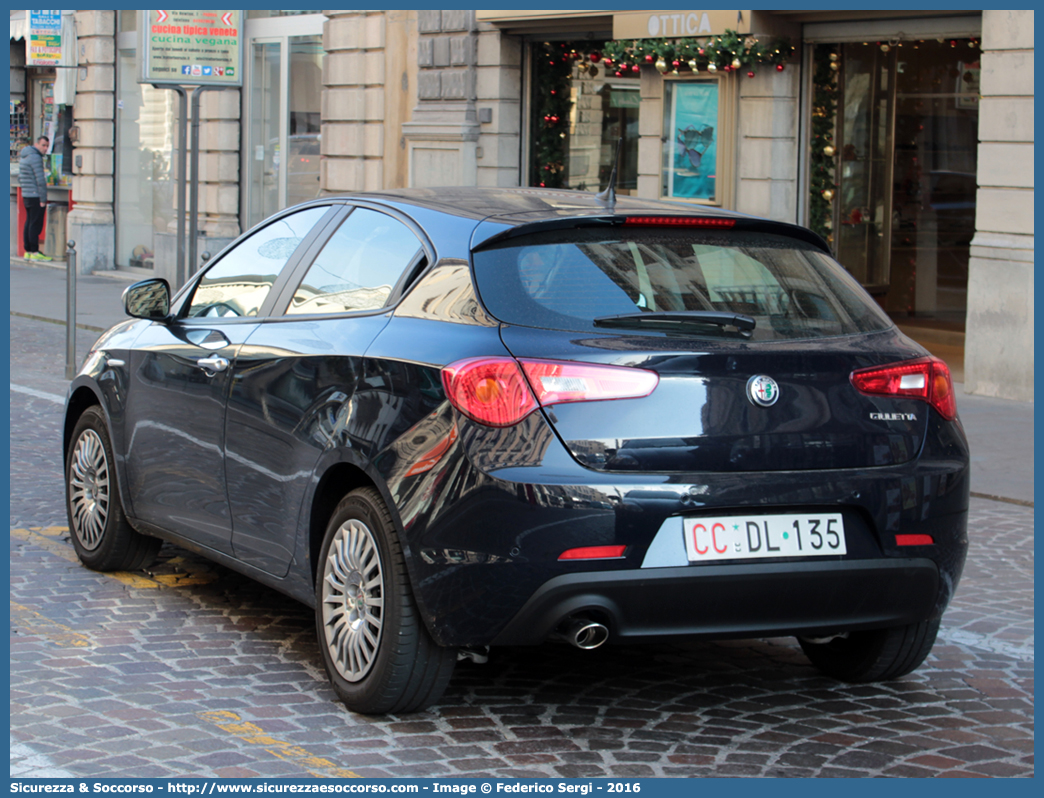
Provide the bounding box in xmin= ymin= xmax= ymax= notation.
xmin=9 ymin=314 xmax=1034 ymax=778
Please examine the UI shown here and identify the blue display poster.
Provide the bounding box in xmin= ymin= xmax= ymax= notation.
xmin=664 ymin=81 xmax=718 ymax=201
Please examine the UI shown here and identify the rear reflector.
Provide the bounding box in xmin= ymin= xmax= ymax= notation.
xmin=850 ymin=356 xmax=957 ymax=421
xmin=558 ymin=545 xmax=627 ymax=560
xmin=895 ymin=534 xmax=934 ymax=546
xmin=442 ymin=357 xmax=658 ymax=427
xmin=623 ymin=216 xmax=736 ymax=228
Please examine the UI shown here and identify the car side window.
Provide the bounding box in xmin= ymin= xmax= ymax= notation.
xmin=285 ymin=207 xmax=424 ymax=315
xmin=185 ymin=206 xmax=329 ymax=319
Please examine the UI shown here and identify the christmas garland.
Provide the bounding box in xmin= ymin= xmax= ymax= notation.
xmin=529 ymin=33 xmax=796 ymax=188
xmin=809 ymin=47 xmax=839 ymax=245
xmin=602 ymin=30 xmax=793 ymax=78
xmin=530 ymin=42 xmax=584 ymax=188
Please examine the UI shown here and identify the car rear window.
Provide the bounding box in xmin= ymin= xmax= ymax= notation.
xmin=471 ymin=227 xmax=893 ymax=341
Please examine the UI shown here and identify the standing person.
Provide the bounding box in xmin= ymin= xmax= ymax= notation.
xmin=20 ymin=136 xmax=52 ymax=262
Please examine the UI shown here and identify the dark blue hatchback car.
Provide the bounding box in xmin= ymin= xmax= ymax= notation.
xmin=63 ymin=188 xmax=969 ymax=714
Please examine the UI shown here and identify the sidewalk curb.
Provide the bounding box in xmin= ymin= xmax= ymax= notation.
xmin=10 ymin=310 xmax=106 ymax=333
xmin=11 ymin=256 xmax=66 ymax=269
xmin=969 ymin=492 xmax=1034 ymax=508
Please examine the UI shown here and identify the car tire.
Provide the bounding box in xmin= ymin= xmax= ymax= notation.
xmin=315 ymin=487 xmax=456 ymax=714
xmin=798 ymin=618 xmax=941 ymax=682
xmin=65 ymin=406 xmax=162 ymax=572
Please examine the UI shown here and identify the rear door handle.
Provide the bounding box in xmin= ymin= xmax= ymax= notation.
xmin=197 ymin=355 xmax=229 ymax=374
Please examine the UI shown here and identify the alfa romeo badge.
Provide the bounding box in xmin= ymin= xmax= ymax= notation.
xmin=747 ymin=375 xmax=780 ymax=407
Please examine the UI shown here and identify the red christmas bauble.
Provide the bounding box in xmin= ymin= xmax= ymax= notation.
xmin=631 ymin=64 xmax=640 ymax=73
xmin=672 ymin=60 xmax=681 ymax=68
xmin=589 ymin=51 xmax=601 ymax=63
xmin=645 ymin=54 xmax=654 ymax=63
xmin=747 ymin=71 xmax=755 ymax=78
xmin=776 ymin=63 xmax=785 ymax=71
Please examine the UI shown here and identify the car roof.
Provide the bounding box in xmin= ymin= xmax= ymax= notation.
xmin=328 ymin=187 xmax=831 ymax=254
xmin=340 ymin=186 xmax=741 ymax=223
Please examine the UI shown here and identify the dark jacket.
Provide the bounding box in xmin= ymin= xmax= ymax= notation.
xmin=19 ymin=145 xmax=48 ymax=199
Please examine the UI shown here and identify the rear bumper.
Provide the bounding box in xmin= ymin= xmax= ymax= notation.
xmin=492 ymin=557 xmax=939 ymax=645
xmin=394 ymin=411 xmax=969 ymax=648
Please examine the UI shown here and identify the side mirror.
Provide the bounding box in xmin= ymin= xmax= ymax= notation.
xmin=123 ymin=278 xmax=171 ymax=321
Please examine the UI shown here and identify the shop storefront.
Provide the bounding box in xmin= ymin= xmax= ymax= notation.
xmin=9 ymin=10 xmax=76 ymax=258
xmin=482 ymin=10 xmax=989 ymax=381
xmin=111 ymin=10 xmax=323 ymax=280
xmin=7 ymin=9 xmax=1033 ymax=400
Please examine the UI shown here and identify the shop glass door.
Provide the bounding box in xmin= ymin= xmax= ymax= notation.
xmin=246 ymin=40 xmax=281 ymax=228
xmin=822 ymin=39 xmax=979 ymax=331
xmin=244 ymin=35 xmax=323 ymax=230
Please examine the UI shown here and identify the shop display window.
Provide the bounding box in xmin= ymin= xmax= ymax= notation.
xmin=527 ymin=41 xmax=640 ymax=193
xmin=660 ymin=76 xmax=735 ymax=206
xmin=661 ymin=80 xmax=719 ymax=202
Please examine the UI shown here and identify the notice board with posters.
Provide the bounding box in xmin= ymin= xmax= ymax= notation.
xmin=139 ymin=9 xmax=243 ymax=86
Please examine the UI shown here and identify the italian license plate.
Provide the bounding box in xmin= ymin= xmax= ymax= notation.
xmin=683 ymin=513 xmax=846 ymax=562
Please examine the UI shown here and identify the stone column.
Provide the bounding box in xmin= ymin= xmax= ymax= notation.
xmin=735 ymin=67 xmax=798 ymax=222
xmin=475 ymin=22 xmax=521 ymax=186
xmin=69 ymin=10 xmax=116 ymax=273
xmin=196 ymin=88 xmax=240 ymax=247
xmin=965 ymin=10 xmax=1034 ymax=400
xmin=636 ymin=66 xmax=664 ymax=198
xmin=401 ymin=10 xmax=479 ymax=187
xmin=153 ymin=87 xmax=240 ymax=283
xmin=322 ymin=10 xmax=387 ymax=192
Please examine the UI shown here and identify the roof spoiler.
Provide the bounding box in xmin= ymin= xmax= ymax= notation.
xmin=470 ymin=215 xmax=833 ymax=254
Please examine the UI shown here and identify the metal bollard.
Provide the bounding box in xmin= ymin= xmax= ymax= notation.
xmin=65 ymin=240 xmax=77 ymax=381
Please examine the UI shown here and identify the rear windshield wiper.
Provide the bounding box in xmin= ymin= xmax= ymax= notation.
xmin=594 ymin=310 xmax=756 ymax=334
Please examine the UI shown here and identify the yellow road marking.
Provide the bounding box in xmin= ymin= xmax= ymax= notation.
xmin=198 ymin=710 xmax=361 ymax=778
xmin=14 ymin=526 xmax=78 ymax=562
xmin=10 ymin=601 xmax=95 ymax=649
xmin=11 ymin=527 xmax=217 ymax=589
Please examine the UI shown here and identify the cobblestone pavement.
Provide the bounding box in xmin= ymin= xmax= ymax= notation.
xmin=9 ymin=316 xmax=1033 ymax=778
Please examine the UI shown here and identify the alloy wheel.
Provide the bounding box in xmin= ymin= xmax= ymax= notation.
xmin=321 ymin=519 xmax=385 ymax=682
xmin=68 ymin=429 xmax=109 ymax=551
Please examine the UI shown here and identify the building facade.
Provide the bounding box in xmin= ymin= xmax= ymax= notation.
xmin=8 ymin=9 xmax=1034 ymax=400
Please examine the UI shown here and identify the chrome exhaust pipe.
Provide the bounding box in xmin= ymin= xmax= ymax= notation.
xmin=558 ymin=617 xmax=609 ymax=650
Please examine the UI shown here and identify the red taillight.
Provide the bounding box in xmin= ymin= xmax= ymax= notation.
xmin=850 ymin=356 xmax=957 ymax=421
xmin=441 ymin=357 xmax=659 ymax=427
xmin=895 ymin=534 xmax=934 ymax=546
xmin=624 ymin=216 xmax=736 ymax=228
xmin=558 ymin=545 xmax=627 ymax=560
xmin=441 ymin=358 xmax=538 ymax=427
